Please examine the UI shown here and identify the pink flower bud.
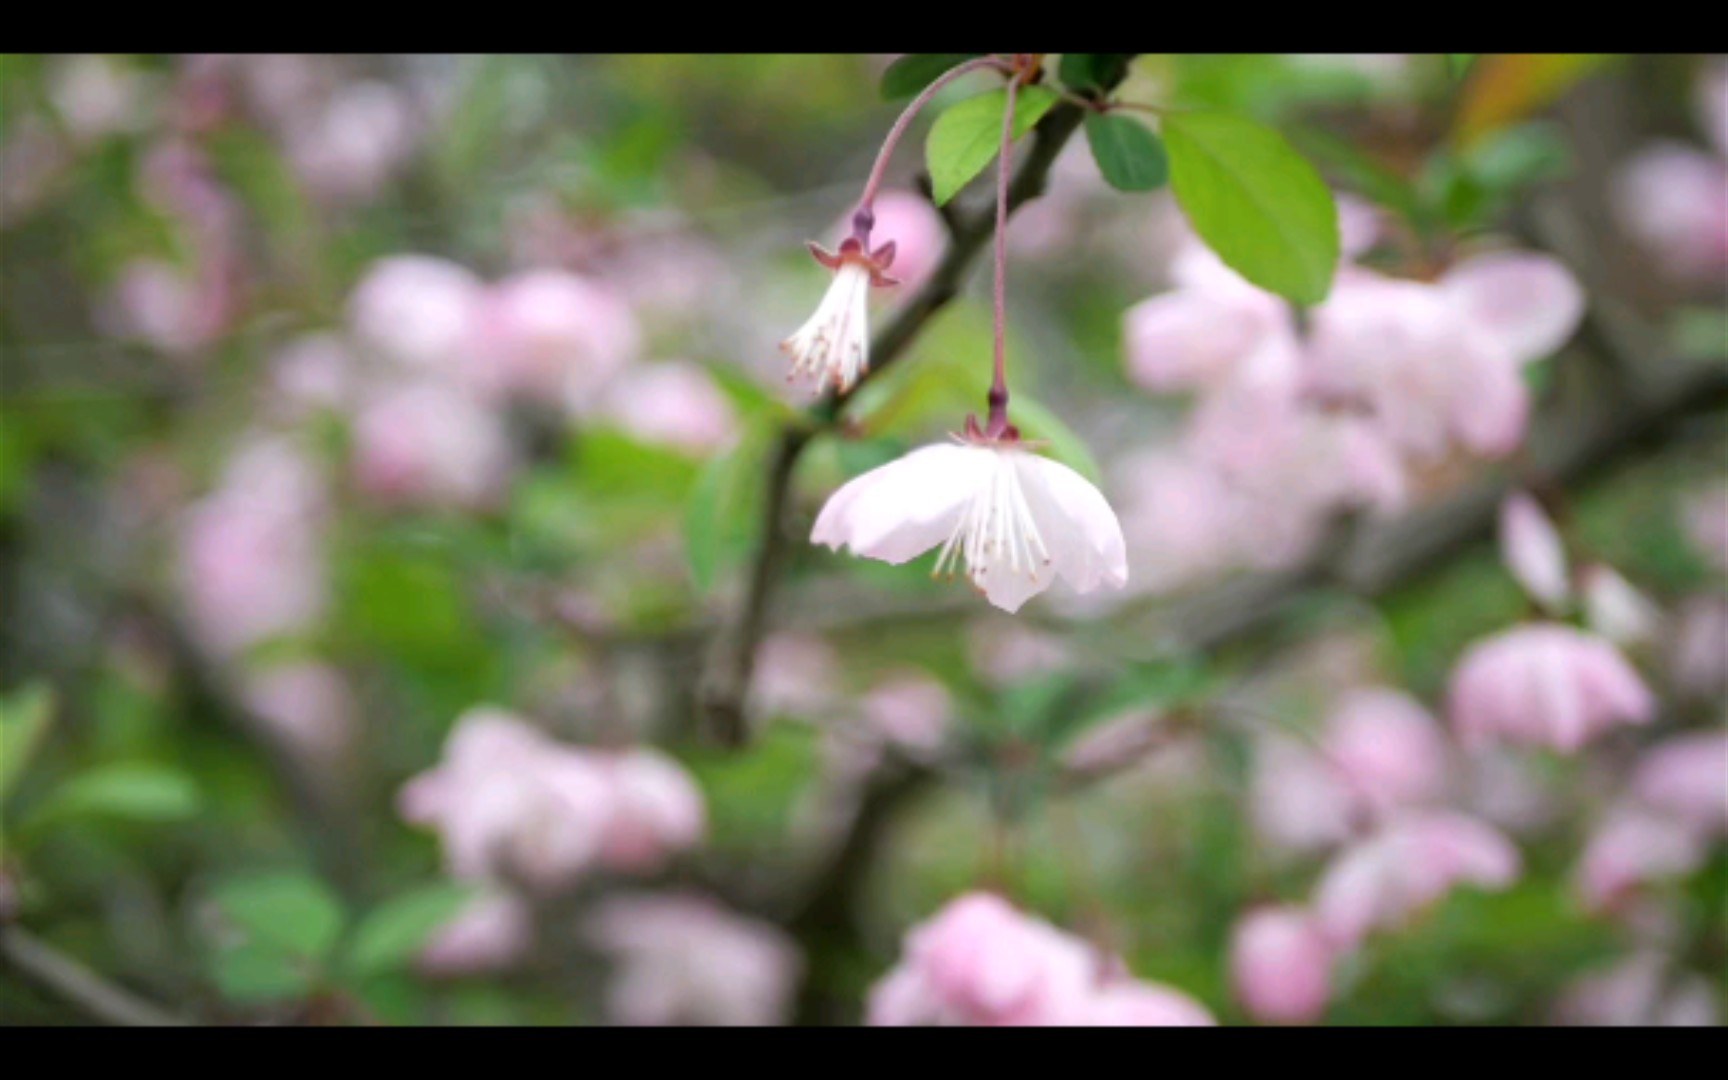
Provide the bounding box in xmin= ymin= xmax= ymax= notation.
xmin=841 ymin=190 xmax=941 ymax=293
xmin=1229 ymin=906 xmax=1333 ymax=1024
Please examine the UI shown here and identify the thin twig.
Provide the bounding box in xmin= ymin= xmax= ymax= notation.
xmin=698 ymin=84 xmax=1114 ymax=746
xmin=0 ymin=925 xmax=189 ymax=1027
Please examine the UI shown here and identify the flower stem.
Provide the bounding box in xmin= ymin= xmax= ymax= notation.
xmin=985 ymin=69 xmax=1022 ymax=438
xmin=854 ymin=55 xmax=1011 ymax=241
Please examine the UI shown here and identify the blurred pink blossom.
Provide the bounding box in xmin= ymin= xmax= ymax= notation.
xmin=351 ymin=381 xmax=513 ymax=510
xmin=418 ymin=890 xmax=533 ymax=977
xmin=1321 ymin=688 xmax=1449 ymax=815
xmin=1631 ymin=730 xmax=1728 ymax=836
xmin=867 ymin=892 xmax=1211 ymax=1026
xmin=240 ymin=661 xmax=355 ymax=771
xmin=284 ymin=80 xmax=417 ymax=206
xmin=1447 ymin=624 xmax=1655 ymax=752
xmin=474 ymin=268 xmax=641 ymax=407
xmin=0 ymin=119 xmax=72 ymax=221
xmin=1438 ymin=252 xmax=1587 ymax=370
xmin=1114 ymin=448 xmax=1328 ymax=593
xmin=600 ymin=360 xmax=737 ymax=453
xmin=753 ymin=632 xmax=840 ymax=717
xmin=268 ymin=332 xmax=354 ymax=418
xmin=583 ymin=893 xmax=801 ymax=1026
xmin=1128 ymin=233 xmax=1580 ymax=470
xmin=1313 ymin=811 xmax=1520 ymax=948
xmin=1580 ymin=564 xmax=1661 ymax=647
xmin=1668 ymin=593 xmax=1728 ymax=700
xmin=1613 ymin=144 xmax=1728 ymax=283
xmin=1229 ymin=906 xmax=1334 ymax=1024
xmin=398 ymin=708 xmax=612 ymax=891
xmin=1681 ymin=485 xmax=1728 ymax=573
xmin=1070 ymin=978 xmax=1216 ymax=1027
xmin=177 ymin=437 xmax=327 ymax=656
xmin=1185 ymin=381 xmax=1409 ymax=516
xmin=1305 ymin=268 xmax=1537 ymax=462
xmin=858 ymin=671 xmax=951 ymax=756
xmin=348 ymin=255 xmax=487 ymax=372
xmin=1498 ymin=491 xmax=1570 ymax=611
xmin=48 ymin=55 xmax=151 ymax=143
xmin=1554 ymin=952 xmax=1721 ymax=1026
xmin=399 ymin=710 xmax=706 ymax=890
xmin=587 ymin=747 xmax=707 ymax=874
xmin=1250 ymin=689 xmax=1447 ymax=854
xmin=1252 ymin=736 xmax=1357 ymax=854
xmin=966 ymin=620 xmax=1074 ymax=685
xmin=866 ymin=893 xmax=1099 ymax=1026
xmin=102 ymin=257 xmax=234 ymax=357
xmin=1575 ymin=805 xmax=1708 ymax=913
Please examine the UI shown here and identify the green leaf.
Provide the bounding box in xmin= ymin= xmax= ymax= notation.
xmin=925 ymin=86 xmax=1060 ymax=206
xmin=879 ymin=53 xmax=983 ymax=101
xmin=32 ymin=762 xmax=200 ymax=825
xmin=1083 ymin=112 xmax=1168 ymax=192
xmin=1448 ymin=53 xmax=1478 ymax=80
xmin=1006 ymin=394 xmax=1104 ymax=485
xmin=344 ymin=882 xmax=477 ymax=978
xmin=211 ymin=871 xmax=346 ymax=960
xmin=0 ymin=682 xmax=54 ymax=802
xmin=1057 ymin=54 xmax=1134 ymax=95
xmin=683 ymin=429 xmax=770 ymax=594
xmin=1161 ymin=111 xmax=1340 ymax=305
xmin=210 ymin=942 xmax=317 ymax=1005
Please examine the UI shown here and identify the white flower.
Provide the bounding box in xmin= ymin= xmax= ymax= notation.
xmin=811 ymin=439 xmax=1128 ymax=613
xmin=781 ymin=240 xmax=897 ymax=393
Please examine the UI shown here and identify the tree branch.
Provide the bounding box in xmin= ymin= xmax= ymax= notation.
xmin=0 ymin=925 xmax=189 ymax=1027
xmin=698 ymin=90 xmax=1106 ymax=746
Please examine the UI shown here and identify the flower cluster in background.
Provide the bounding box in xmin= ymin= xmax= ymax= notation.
xmin=0 ymin=52 xmax=1723 ymax=1028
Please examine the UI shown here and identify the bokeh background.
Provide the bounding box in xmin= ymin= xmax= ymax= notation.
xmin=0 ymin=53 xmax=1724 ymax=1027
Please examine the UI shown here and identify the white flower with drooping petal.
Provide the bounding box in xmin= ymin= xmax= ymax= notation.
xmin=781 ymin=238 xmax=897 ymax=393
xmin=812 ymin=439 xmax=1128 ymax=613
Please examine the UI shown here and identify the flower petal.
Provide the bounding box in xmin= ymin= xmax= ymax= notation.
xmin=811 ymin=444 xmax=990 ymax=565
xmin=1442 ymin=252 xmax=1585 ymax=365
xmin=1017 ymin=452 xmax=1128 ymax=594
